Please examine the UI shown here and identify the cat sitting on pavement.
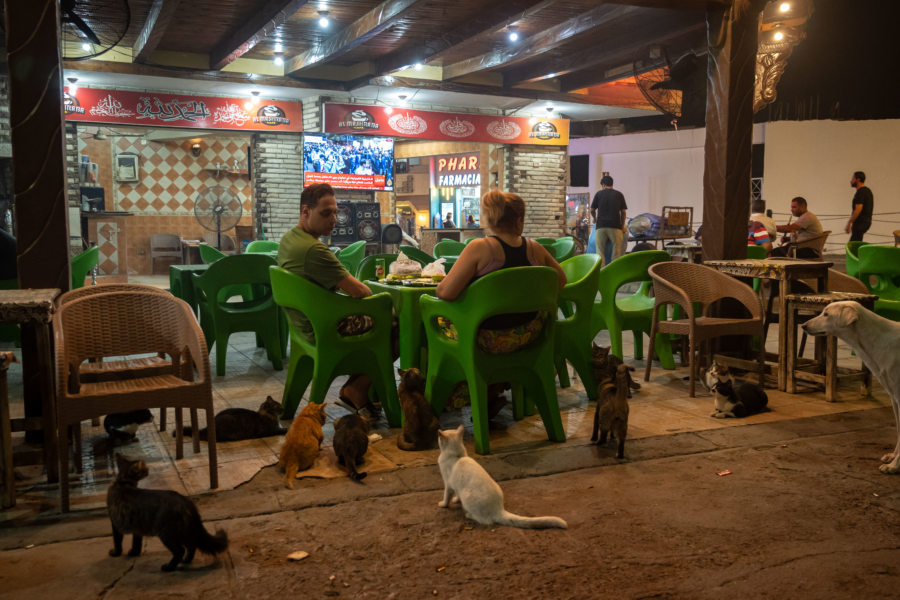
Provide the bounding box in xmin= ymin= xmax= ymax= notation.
xmin=397 ymin=368 xmax=440 ymax=451
xmin=178 ymin=396 xmax=286 ymax=442
xmin=333 ymin=413 xmax=370 ymax=482
xmin=278 ymin=402 xmax=326 ymax=489
xmin=107 ymin=454 xmax=228 ymax=572
xmin=701 ymin=362 xmax=769 ymax=419
xmin=437 ymin=425 xmax=567 ymax=530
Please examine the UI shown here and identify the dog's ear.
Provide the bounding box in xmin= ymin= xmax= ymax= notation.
xmin=834 ymin=302 xmax=860 ymax=328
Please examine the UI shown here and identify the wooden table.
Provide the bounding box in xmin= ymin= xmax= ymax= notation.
xmin=0 ymin=288 xmax=61 ymax=505
xmin=181 ymin=239 xmax=202 ymax=265
xmin=367 ymin=280 xmax=437 ymax=370
xmin=665 ymin=243 xmax=703 ymax=264
xmin=785 ymin=291 xmax=877 ymax=401
xmin=704 ymin=258 xmax=831 ymax=391
xmin=169 ymin=264 xmax=209 ymax=315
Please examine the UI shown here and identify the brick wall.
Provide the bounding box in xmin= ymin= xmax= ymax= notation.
xmin=0 ymin=74 xmax=10 ymax=158
xmin=505 ymin=145 xmax=568 ymax=238
xmin=251 ymin=132 xmax=303 ymax=242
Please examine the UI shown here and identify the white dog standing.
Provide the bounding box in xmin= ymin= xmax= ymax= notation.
xmin=803 ymin=301 xmax=900 ymax=473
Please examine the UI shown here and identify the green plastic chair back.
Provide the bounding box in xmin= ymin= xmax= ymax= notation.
xmin=0 ymin=278 xmax=20 ymax=346
xmin=71 ymin=246 xmax=98 ymax=289
xmin=551 ymin=238 xmax=576 ymax=262
xmin=590 ymin=249 xmax=674 ymax=369
xmin=554 ymin=254 xmax=602 ymax=397
xmin=746 ymin=245 xmax=767 ymax=259
xmin=464 ymin=237 xmax=481 ymax=245
xmin=858 ymin=244 xmax=900 ymax=301
xmin=192 ymin=254 xmax=283 ymax=376
xmin=420 ymin=266 xmax=565 ymax=454
xmin=534 ymin=237 xmax=556 ymax=245
xmin=433 ymin=239 xmax=466 ymax=259
xmin=845 ymin=241 xmax=869 ymax=279
xmin=269 ymin=266 xmax=400 ymax=424
xmin=398 ymin=245 xmax=436 ymax=265
xmin=337 ymin=240 xmax=366 ymax=276
xmin=245 ymin=240 xmax=279 ymax=253
xmin=198 ymin=243 xmax=227 ymax=264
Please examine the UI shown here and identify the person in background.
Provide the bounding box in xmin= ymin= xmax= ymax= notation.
xmin=749 ymin=198 xmax=776 ymax=240
xmin=436 ymin=190 xmax=566 ymax=417
xmin=442 ymin=212 xmax=456 ymax=228
xmin=845 ymin=171 xmax=873 ymax=242
xmin=748 ymin=219 xmax=773 ymax=254
xmin=590 ymin=175 xmax=627 ymax=266
xmin=771 ymin=196 xmax=824 ymax=258
xmin=466 ymin=214 xmax=478 ymax=228
xmin=278 ymin=183 xmax=383 ymax=419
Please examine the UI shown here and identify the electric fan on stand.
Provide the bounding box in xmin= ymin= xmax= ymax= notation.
xmin=61 ymin=0 xmax=131 ymax=60
xmin=194 ymin=187 xmax=242 ymax=250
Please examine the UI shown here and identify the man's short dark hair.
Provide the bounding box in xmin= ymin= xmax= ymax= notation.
xmin=854 ymin=171 xmax=866 ymax=183
xmin=600 ymin=175 xmax=614 ymax=187
xmin=300 ymin=183 xmax=335 ymax=209
xmin=791 ymin=196 xmax=807 ymax=208
xmin=751 ymin=199 xmax=766 ymax=214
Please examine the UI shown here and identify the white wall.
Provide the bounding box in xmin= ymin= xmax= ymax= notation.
xmin=763 ymin=119 xmax=900 ymax=250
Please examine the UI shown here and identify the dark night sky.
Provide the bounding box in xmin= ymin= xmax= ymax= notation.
xmin=758 ymin=0 xmax=900 ymax=121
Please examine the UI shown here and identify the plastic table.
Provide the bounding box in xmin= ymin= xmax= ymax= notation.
xmin=367 ymin=279 xmax=437 ymax=370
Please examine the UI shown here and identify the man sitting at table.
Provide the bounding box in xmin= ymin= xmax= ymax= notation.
xmin=770 ymin=196 xmax=824 ymax=258
xmin=278 ymin=183 xmax=384 ymax=419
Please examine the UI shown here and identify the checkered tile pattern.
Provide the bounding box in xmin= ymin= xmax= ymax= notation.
xmin=95 ymin=220 xmax=119 ymax=275
xmin=113 ymin=136 xmax=252 ymax=215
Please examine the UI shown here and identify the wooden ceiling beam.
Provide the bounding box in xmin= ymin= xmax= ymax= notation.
xmin=132 ymin=0 xmax=184 ymax=64
xmin=504 ymin=16 xmax=703 ymax=87
xmin=442 ymin=3 xmax=641 ymax=80
xmin=285 ymin=0 xmax=426 ymax=76
xmin=374 ymin=0 xmax=554 ymax=75
xmin=210 ymin=0 xmax=309 ymax=70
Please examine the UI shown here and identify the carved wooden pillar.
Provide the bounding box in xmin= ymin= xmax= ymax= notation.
xmin=702 ymin=1 xmax=765 ymax=261
xmin=4 ymin=0 xmax=71 ymax=435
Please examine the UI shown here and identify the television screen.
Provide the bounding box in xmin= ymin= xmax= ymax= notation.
xmin=303 ymin=133 xmax=394 ymax=191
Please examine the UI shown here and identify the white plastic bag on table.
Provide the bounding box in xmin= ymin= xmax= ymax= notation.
xmin=422 ymin=258 xmax=447 ymax=277
xmin=389 ymin=250 xmax=422 ymax=276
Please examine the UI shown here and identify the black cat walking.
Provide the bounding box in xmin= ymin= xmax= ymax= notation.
xmin=107 ymin=454 xmax=228 ymax=571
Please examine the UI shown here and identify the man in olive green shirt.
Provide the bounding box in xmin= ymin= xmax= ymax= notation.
xmin=278 ymin=183 xmax=378 ymax=416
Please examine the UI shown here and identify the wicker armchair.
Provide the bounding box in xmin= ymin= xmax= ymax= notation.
xmin=54 ymin=291 xmax=217 ymax=511
xmin=644 ymin=262 xmax=766 ymax=397
xmin=790 ymin=230 xmax=830 ymax=260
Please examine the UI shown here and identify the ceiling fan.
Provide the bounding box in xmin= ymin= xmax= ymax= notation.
xmin=60 ymin=0 xmax=131 ymax=61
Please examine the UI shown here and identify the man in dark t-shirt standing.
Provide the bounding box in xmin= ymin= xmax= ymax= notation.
xmin=845 ymin=170 xmax=873 ymax=242
xmin=590 ymin=175 xmax=627 ymax=266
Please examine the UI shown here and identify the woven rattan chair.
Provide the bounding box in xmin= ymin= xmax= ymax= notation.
xmin=54 ymin=290 xmax=217 ymax=512
xmin=150 ymin=233 xmax=182 ymax=274
xmin=644 ymin=262 xmax=766 ymax=397
xmin=790 ymin=230 xmax=830 ymax=260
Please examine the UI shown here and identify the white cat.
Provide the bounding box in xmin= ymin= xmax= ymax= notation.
xmin=436 ymin=425 xmax=567 ymax=530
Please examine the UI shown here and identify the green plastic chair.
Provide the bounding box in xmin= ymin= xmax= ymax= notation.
xmin=269 ymin=266 xmax=401 ymax=424
xmin=337 ymin=240 xmax=366 ymax=276
xmin=845 ymin=241 xmax=869 ymax=279
xmin=747 ymin=244 xmax=768 ymax=292
xmin=589 ymin=250 xmax=675 ymax=369
xmin=534 ymin=237 xmax=556 ymax=245
xmin=551 ymin=238 xmax=576 ymax=262
xmin=554 ymin=254 xmax=603 ymax=397
xmin=398 ymin=245 xmax=436 ymax=265
xmin=70 ymin=246 xmax=98 ymax=289
xmin=420 ymin=266 xmax=565 ymax=455
xmin=858 ymin=245 xmax=900 ymax=302
xmin=464 ymin=237 xmax=481 ymax=245
xmin=432 ymin=239 xmax=466 ymax=259
xmin=245 ymin=240 xmax=279 ymax=253
xmin=198 ymin=243 xmax=227 ymax=264
xmin=192 ymin=254 xmax=284 ymax=376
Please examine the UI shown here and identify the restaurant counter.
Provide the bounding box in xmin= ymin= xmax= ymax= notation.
xmin=419 ymin=228 xmax=484 ymax=255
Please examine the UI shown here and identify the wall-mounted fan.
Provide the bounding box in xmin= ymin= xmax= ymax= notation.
xmin=61 ymin=0 xmax=131 ymax=61
xmin=634 ymin=47 xmax=707 ymax=128
xmin=194 ymin=187 xmax=243 ymax=250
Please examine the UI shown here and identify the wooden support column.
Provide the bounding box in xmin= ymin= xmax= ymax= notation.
xmin=702 ymin=0 xmax=765 ymax=261
xmin=4 ymin=0 xmax=71 ymax=439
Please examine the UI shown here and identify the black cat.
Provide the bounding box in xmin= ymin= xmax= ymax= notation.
xmin=178 ymin=396 xmax=286 ymax=442
xmin=107 ymin=454 xmax=228 ymax=571
xmin=104 ymin=409 xmax=154 ymax=442
xmin=333 ymin=413 xmax=370 ymax=482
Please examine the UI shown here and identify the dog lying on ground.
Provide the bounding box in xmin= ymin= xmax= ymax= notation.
xmin=803 ymin=301 xmax=900 ymax=474
xmin=700 ymin=361 xmax=768 ymax=418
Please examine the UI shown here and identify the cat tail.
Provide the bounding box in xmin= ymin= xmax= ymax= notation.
xmin=193 ymin=525 xmax=229 ymax=556
xmin=174 ymin=426 xmax=208 ymax=441
xmin=497 ymin=510 xmax=567 ymax=530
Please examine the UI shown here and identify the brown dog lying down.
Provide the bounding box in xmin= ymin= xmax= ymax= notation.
xmin=803 ymin=301 xmax=900 ymax=474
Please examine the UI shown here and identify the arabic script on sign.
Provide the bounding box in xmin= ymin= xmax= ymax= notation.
xmin=137 ymin=97 xmax=211 ymax=122
xmin=213 ymin=104 xmax=251 ymax=126
xmin=89 ymin=95 xmax=134 ymax=118
xmin=486 ymin=119 xmax=521 ymax=140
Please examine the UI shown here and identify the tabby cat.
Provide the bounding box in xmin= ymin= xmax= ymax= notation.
xmin=333 ymin=413 xmax=370 ymax=482
xmin=591 ymin=343 xmax=640 ymax=398
xmin=437 ymin=425 xmax=567 ymax=529
xmin=278 ymin=402 xmax=326 ymax=489
xmin=179 ymin=396 xmax=286 ymax=441
xmin=592 ymin=364 xmax=632 ymax=458
xmin=397 ymin=368 xmax=439 ymax=451
xmin=107 ymin=454 xmax=228 ymax=572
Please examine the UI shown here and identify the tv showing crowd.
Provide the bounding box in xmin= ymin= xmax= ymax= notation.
xmin=302 ymin=133 xmax=395 ymax=191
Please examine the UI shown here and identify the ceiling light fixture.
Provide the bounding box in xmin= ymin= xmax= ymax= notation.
xmin=274 ymin=42 xmax=283 ymax=53
xmin=413 ymin=62 xmax=423 ymax=71
xmin=81 ymin=42 xmax=91 ymax=51
xmin=508 ymin=26 xmax=519 ymax=42
xmin=545 ymin=105 xmax=555 ymax=113
xmin=397 ymin=94 xmax=408 ymax=105
xmin=66 ymin=77 xmax=79 ymax=93
xmin=318 ymin=10 xmax=330 ymax=27
xmin=779 ymin=2 xmax=791 ymax=12
xmin=273 ymin=52 xmax=284 ymax=66
xmin=773 ymin=30 xmax=784 ymax=41
xmin=384 ymin=75 xmax=395 ymax=84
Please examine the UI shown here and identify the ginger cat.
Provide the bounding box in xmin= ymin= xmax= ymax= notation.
xmin=437 ymin=425 xmax=567 ymax=530
xmin=278 ymin=402 xmax=326 ymax=489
